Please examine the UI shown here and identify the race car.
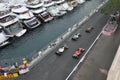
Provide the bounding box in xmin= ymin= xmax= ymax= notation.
xmin=85 ymin=27 xmax=94 ymax=33
xmin=72 ymin=48 xmax=85 ymax=58
xmin=71 ymin=33 xmax=81 ymax=41
xmin=55 ymin=44 xmax=68 ymax=56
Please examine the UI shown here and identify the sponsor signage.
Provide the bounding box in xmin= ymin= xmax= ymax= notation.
xmin=0 ymin=73 xmax=18 ymax=79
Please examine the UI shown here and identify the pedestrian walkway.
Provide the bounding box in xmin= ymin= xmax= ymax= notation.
xmin=107 ymin=45 xmax=120 ymax=80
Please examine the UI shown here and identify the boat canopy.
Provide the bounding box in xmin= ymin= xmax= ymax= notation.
xmin=31 ymin=7 xmax=46 ymax=14
xmin=11 ymin=6 xmax=34 ymax=19
xmin=25 ymin=0 xmax=40 ymax=4
xmin=0 ymin=3 xmax=11 ymax=19
xmin=43 ymin=1 xmax=55 ymax=7
xmin=62 ymin=2 xmax=73 ymax=11
xmin=53 ymin=0 xmax=65 ymax=4
xmin=48 ymin=6 xmax=59 ymax=16
xmin=0 ymin=32 xmax=8 ymax=44
xmin=0 ymin=16 xmax=18 ymax=27
xmin=26 ymin=2 xmax=44 ymax=8
xmin=0 ymin=12 xmax=11 ymax=19
xmin=0 ymin=3 xmax=10 ymax=11
xmin=77 ymin=0 xmax=85 ymax=4
xmin=0 ymin=26 xmax=9 ymax=44
xmin=11 ymin=6 xmax=29 ymax=13
xmin=16 ymin=11 xmax=34 ymax=19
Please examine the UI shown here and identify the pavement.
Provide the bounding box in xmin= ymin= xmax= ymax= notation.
xmin=107 ymin=44 xmax=120 ymax=80
xmin=71 ymin=22 xmax=120 ymax=80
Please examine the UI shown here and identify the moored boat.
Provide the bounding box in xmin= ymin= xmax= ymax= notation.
xmin=53 ymin=0 xmax=65 ymax=5
xmin=25 ymin=0 xmax=53 ymax=22
xmin=62 ymin=2 xmax=74 ymax=11
xmin=0 ymin=26 xmax=10 ymax=47
xmin=77 ymin=0 xmax=85 ymax=4
xmin=39 ymin=11 xmax=53 ymax=22
xmin=11 ymin=5 xmax=41 ymax=29
xmin=68 ymin=0 xmax=78 ymax=8
xmin=47 ymin=6 xmax=60 ymax=17
xmin=42 ymin=0 xmax=55 ymax=8
xmin=0 ymin=3 xmax=27 ymax=37
xmin=47 ymin=5 xmax=67 ymax=17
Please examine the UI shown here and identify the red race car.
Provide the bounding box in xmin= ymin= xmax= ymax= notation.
xmin=72 ymin=48 xmax=85 ymax=58
xmin=85 ymin=27 xmax=94 ymax=33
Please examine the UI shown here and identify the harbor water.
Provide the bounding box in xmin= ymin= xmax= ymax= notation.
xmin=0 ymin=0 xmax=105 ymax=66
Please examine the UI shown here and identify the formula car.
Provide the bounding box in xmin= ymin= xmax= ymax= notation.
xmin=55 ymin=44 xmax=68 ymax=56
xmin=72 ymin=48 xmax=85 ymax=58
xmin=71 ymin=33 xmax=81 ymax=41
xmin=85 ymin=27 xmax=94 ymax=33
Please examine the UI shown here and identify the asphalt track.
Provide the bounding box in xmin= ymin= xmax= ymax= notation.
xmin=72 ymin=21 xmax=120 ymax=80
xmin=7 ymin=12 xmax=108 ymax=80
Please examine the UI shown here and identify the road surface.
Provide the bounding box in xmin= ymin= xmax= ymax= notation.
xmin=8 ymin=12 xmax=108 ymax=80
xmin=72 ymin=22 xmax=120 ymax=80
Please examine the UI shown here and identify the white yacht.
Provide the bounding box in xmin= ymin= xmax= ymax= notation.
xmin=62 ymin=2 xmax=74 ymax=11
xmin=76 ymin=0 xmax=85 ymax=4
xmin=47 ymin=6 xmax=59 ymax=17
xmin=11 ymin=5 xmax=41 ymax=29
xmin=47 ymin=5 xmax=66 ymax=17
xmin=68 ymin=0 xmax=78 ymax=8
xmin=56 ymin=5 xmax=67 ymax=16
xmin=42 ymin=0 xmax=55 ymax=8
xmin=25 ymin=0 xmax=53 ymax=22
xmin=0 ymin=26 xmax=10 ymax=47
xmin=0 ymin=4 xmax=27 ymax=37
xmin=53 ymin=0 xmax=65 ymax=5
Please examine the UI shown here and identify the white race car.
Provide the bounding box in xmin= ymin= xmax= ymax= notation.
xmin=55 ymin=44 xmax=68 ymax=56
